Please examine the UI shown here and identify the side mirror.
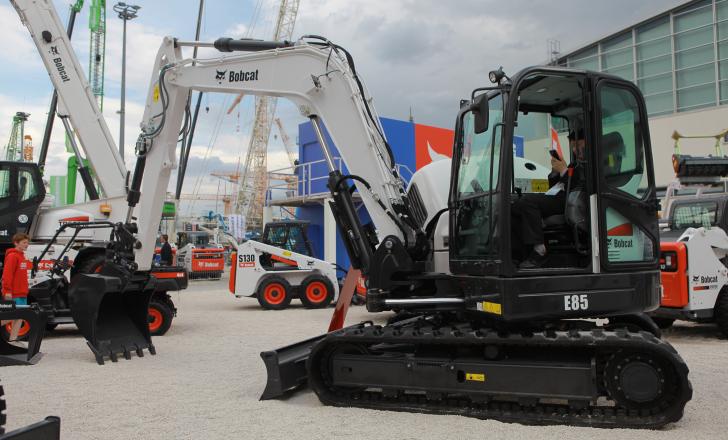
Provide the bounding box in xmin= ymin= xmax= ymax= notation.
xmin=471 ymin=93 xmax=489 ymax=134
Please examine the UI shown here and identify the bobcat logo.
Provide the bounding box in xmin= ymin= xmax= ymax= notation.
xmin=692 ymin=275 xmax=700 ymax=283
xmin=215 ymin=70 xmax=227 ymax=82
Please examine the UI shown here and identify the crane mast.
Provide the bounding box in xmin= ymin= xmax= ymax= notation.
xmin=88 ymin=0 xmax=106 ymax=110
xmin=4 ymin=112 xmax=30 ymax=161
xmin=235 ymin=0 xmax=300 ymax=234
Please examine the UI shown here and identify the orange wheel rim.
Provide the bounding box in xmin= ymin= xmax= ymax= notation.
xmin=305 ymin=281 xmax=328 ymax=303
xmin=5 ymin=320 xmax=30 ymax=337
xmin=148 ymin=308 xmax=163 ymax=331
xmin=263 ymin=283 xmax=286 ymax=305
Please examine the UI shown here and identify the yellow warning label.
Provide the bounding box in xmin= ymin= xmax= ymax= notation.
xmin=153 ymin=84 xmax=160 ymax=103
xmin=465 ymin=373 xmax=485 ymax=382
xmin=530 ymin=179 xmax=549 ymax=193
xmin=481 ymin=301 xmax=502 ymax=315
xmin=282 ymin=250 xmax=292 ymax=257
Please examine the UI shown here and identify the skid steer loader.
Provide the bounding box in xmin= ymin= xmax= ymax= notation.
xmin=229 ymin=221 xmax=340 ymax=309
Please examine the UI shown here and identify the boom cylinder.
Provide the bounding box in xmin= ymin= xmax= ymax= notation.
xmin=213 ymin=38 xmax=293 ymax=53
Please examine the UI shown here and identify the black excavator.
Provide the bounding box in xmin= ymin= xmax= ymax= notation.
xmin=261 ymin=65 xmax=693 ymax=428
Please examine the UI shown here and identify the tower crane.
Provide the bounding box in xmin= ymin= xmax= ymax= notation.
xmin=4 ymin=112 xmax=30 ymax=161
xmin=88 ymin=0 xmax=106 ymax=109
xmin=233 ymin=0 xmax=300 ymax=234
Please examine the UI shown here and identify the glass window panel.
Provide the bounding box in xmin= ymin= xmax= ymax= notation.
xmin=719 ymin=79 xmax=728 ymax=102
xmin=637 ymin=16 xmax=670 ymax=42
xmin=717 ymin=20 xmax=728 ymax=41
xmin=719 ymin=41 xmax=728 ymax=60
xmin=602 ymin=32 xmax=632 ymax=52
xmin=674 ymin=26 xmax=713 ymax=51
xmin=672 ymin=202 xmax=718 ymax=228
xmin=718 ymin=0 xmax=728 ymax=20
xmin=599 ymin=85 xmax=654 ymax=263
xmin=17 ymin=170 xmax=37 ymax=202
xmin=677 ymin=83 xmax=716 ymax=110
xmin=457 ymin=95 xmax=503 ymax=196
xmin=636 ymin=36 xmax=671 ymax=60
xmin=569 ymin=46 xmax=599 ymax=70
xmin=602 ymin=47 xmax=632 ymax=69
xmin=639 ymin=73 xmax=672 ymax=95
xmin=605 ymin=65 xmax=634 ymax=81
xmin=570 ymin=56 xmax=599 ymax=71
xmin=637 ymin=54 xmax=672 ymax=77
xmin=719 ymin=60 xmax=728 ymax=80
xmin=645 ymin=92 xmax=674 ymax=115
xmin=674 ymin=0 xmax=713 ymax=32
xmin=0 ymin=168 xmax=10 ymax=211
xmin=675 ymin=44 xmax=714 ymax=69
xmin=676 ymin=63 xmax=715 ymax=88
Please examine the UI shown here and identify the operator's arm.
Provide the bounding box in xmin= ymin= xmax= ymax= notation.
xmin=1 ymin=255 xmax=17 ymax=296
xmin=548 ymin=156 xmax=569 ymax=187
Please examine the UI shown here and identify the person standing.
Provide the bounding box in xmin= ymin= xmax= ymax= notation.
xmin=160 ymin=234 xmax=173 ymax=266
xmin=2 ymin=233 xmax=31 ymax=340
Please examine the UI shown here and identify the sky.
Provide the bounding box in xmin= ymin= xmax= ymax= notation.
xmin=0 ymin=0 xmax=688 ymax=216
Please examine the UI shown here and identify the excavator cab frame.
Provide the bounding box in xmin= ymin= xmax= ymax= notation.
xmin=0 ymin=161 xmax=45 ymax=250
xmin=447 ymin=67 xmax=662 ymax=322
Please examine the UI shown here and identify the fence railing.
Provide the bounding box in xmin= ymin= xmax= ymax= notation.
xmin=266 ymin=158 xmax=414 ymax=205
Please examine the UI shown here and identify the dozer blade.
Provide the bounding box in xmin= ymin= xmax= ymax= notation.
xmin=68 ymin=274 xmax=156 ymax=365
xmin=260 ymin=269 xmax=364 ymax=400
xmin=0 ymin=302 xmax=46 ymax=366
xmin=260 ymin=333 xmax=328 ymax=400
xmin=0 ymin=416 xmax=61 ymax=440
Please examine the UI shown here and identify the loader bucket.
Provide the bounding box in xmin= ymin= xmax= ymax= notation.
xmin=68 ymin=274 xmax=156 ymax=365
xmin=259 ymin=333 xmax=327 ymax=400
xmin=0 ymin=303 xmax=46 ymax=366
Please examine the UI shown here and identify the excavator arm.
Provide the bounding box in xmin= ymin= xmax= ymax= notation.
xmin=130 ymin=36 xmax=424 ymax=271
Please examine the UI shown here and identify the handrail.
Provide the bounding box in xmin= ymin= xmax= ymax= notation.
xmin=266 ymin=157 xmax=414 ymax=205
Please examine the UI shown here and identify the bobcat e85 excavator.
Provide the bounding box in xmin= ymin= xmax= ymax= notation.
xmin=110 ymin=31 xmax=692 ymax=427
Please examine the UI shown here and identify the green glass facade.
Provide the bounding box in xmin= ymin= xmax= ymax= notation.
xmin=559 ymin=0 xmax=728 ymax=117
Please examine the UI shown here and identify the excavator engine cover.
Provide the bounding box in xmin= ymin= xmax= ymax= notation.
xmin=68 ymin=273 xmax=156 ymax=365
xmin=0 ymin=302 xmax=46 ymax=366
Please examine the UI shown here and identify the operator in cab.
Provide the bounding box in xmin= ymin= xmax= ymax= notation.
xmin=512 ymin=129 xmax=586 ymax=268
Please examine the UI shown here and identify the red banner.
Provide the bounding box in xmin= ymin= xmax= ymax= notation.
xmin=414 ymin=124 xmax=454 ymax=169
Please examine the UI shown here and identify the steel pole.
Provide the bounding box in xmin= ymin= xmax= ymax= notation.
xmin=119 ymin=17 xmax=127 ymax=160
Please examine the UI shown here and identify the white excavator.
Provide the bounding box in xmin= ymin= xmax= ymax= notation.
xmin=6 ymin=0 xmax=190 ymax=364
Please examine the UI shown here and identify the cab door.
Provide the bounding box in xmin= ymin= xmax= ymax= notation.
xmin=593 ymin=79 xmax=659 ymax=272
xmin=0 ymin=163 xmax=15 ymax=242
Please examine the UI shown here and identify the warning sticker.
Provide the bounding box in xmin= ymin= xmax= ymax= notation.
xmin=465 ymin=373 xmax=485 ymax=382
xmin=477 ymin=301 xmax=502 ymax=315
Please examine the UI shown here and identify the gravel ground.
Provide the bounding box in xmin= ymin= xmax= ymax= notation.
xmin=1 ymin=278 xmax=727 ymax=439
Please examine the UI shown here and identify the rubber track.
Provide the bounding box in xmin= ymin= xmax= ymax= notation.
xmin=308 ymin=320 xmax=693 ymax=429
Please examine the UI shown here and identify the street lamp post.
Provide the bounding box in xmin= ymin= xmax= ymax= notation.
xmin=113 ymin=2 xmax=140 ymax=160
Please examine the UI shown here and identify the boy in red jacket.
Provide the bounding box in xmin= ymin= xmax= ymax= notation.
xmin=2 ymin=233 xmax=30 ymax=341
xmin=2 ymin=233 xmax=30 ymax=305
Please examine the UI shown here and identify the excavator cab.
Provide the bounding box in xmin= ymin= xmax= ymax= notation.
xmin=0 ymin=161 xmax=45 ymax=255
xmin=449 ymin=67 xmax=661 ymax=321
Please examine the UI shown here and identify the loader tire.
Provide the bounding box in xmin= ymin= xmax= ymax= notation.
xmin=715 ymin=287 xmax=728 ymax=338
xmin=73 ymin=253 xmax=107 ymax=277
xmin=1 ymin=319 xmax=31 ymax=342
xmin=148 ymin=299 xmax=174 ymax=336
xmin=257 ymin=276 xmax=292 ymax=310
xmin=299 ymin=275 xmax=335 ymax=309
